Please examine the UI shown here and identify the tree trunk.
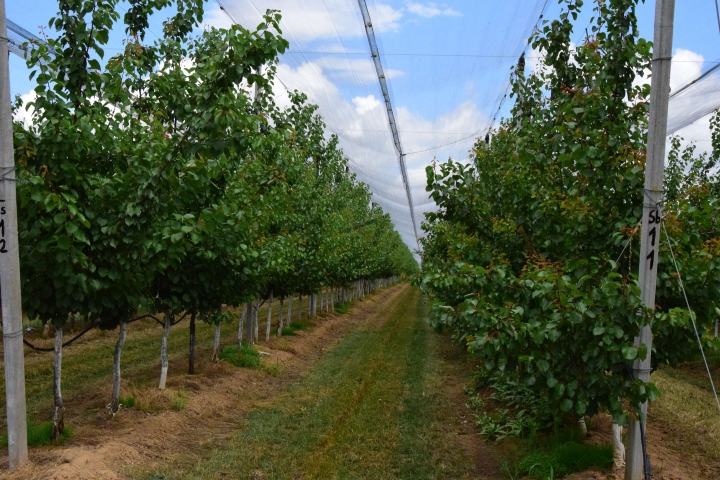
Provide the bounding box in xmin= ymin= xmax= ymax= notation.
xmin=612 ymin=423 xmax=625 ymax=469
xmin=110 ymin=322 xmax=127 ymax=415
xmin=287 ymin=296 xmax=293 ymax=324
xmin=331 ymin=287 xmax=335 ymax=312
xmin=277 ymin=296 xmax=285 ymax=337
xmin=298 ymin=294 xmax=302 ymax=321
xmin=189 ymin=310 xmax=197 ymax=374
xmin=243 ymin=302 xmax=253 ymax=347
xmin=253 ymin=296 xmax=260 ymax=343
xmin=212 ymin=322 xmax=222 ymax=362
xmin=158 ymin=312 xmax=172 ymax=390
xmin=52 ymin=326 xmax=64 ymax=440
xmin=237 ymin=304 xmax=246 ymax=350
xmin=43 ymin=323 xmax=49 ymax=336
xmin=265 ymin=290 xmax=274 ymax=342
xmin=69 ymin=313 xmax=76 ymax=332
xmin=309 ymin=293 xmax=313 ymax=317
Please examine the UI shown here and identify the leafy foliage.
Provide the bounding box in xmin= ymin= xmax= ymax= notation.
xmin=418 ymin=0 xmax=720 ymax=426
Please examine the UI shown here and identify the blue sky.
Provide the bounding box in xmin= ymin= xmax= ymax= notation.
xmin=7 ymin=0 xmax=720 ymax=249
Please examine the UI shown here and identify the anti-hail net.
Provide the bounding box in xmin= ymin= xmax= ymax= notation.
xmin=212 ymin=0 xmax=549 ymax=251
xmin=9 ymin=2 xmax=719 ymax=253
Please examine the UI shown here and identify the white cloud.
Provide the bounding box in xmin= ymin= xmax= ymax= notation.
xmin=272 ymin=60 xmax=485 ymax=247
xmin=13 ymin=90 xmax=36 ymax=128
xmin=372 ymin=3 xmax=404 ymax=31
xmin=406 ymin=2 xmax=461 ymax=18
xmin=314 ymin=56 xmax=404 ymax=84
xmin=203 ymin=1 xmax=403 ymax=41
xmin=670 ymin=48 xmax=704 ymax=92
xmin=353 ymin=95 xmax=382 ymax=114
xmin=632 ymin=48 xmax=705 ymax=93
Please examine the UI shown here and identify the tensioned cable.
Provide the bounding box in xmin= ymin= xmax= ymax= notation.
xmin=6 ymin=18 xmax=57 ymax=60
xmin=669 ymin=61 xmax=720 ymax=99
xmin=662 ymin=219 xmax=720 ymax=413
xmin=284 ymin=51 xmax=709 ymax=62
xmin=356 ymin=0 xmax=419 ymax=247
xmin=484 ymin=0 xmax=550 ymax=138
xmin=715 ymin=0 xmax=720 ymax=36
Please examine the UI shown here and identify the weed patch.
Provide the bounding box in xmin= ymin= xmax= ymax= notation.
xmin=1 ymin=421 xmax=73 ymax=448
xmin=334 ymin=302 xmax=351 ymax=314
xmin=515 ymin=440 xmax=612 ymax=478
xmin=219 ymin=345 xmax=261 ymax=369
xmin=171 ymin=390 xmax=188 ymax=411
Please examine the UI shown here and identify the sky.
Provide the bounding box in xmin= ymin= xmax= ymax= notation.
xmin=7 ymin=0 xmax=720 ymax=253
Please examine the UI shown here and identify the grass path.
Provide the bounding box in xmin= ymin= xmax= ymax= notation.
xmin=149 ymin=286 xmax=474 ymax=480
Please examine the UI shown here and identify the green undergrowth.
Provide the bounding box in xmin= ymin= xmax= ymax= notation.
xmin=219 ymin=345 xmax=261 ymax=369
xmin=1 ymin=421 xmax=73 ymax=448
xmin=509 ymin=436 xmax=613 ymax=479
xmin=467 ymin=368 xmax=612 ymax=478
xmin=119 ymin=396 xmax=136 ymax=408
xmin=333 ymin=301 xmax=352 ymax=314
xmin=140 ymin=286 xmax=474 ymax=479
xmin=280 ymin=321 xmax=307 ymax=336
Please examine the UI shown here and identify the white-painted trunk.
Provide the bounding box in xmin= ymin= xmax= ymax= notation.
xmin=158 ymin=313 xmax=171 ymax=390
xmin=265 ymin=291 xmax=274 ymax=342
xmin=578 ymin=417 xmax=587 ymax=436
xmin=110 ymin=322 xmax=127 ymax=415
xmin=43 ymin=323 xmax=49 ymax=336
xmin=52 ymin=326 xmax=64 ymax=439
xmin=237 ymin=305 xmax=246 ymax=350
xmin=331 ymin=288 xmax=335 ymax=312
xmin=287 ymin=296 xmax=293 ymax=323
xmin=298 ymin=294 xmax=303 ymax=321
xmin=277 ymin=296 xmax=285 ymax=336
xmin=212 ymin=322 xmax=222 ymax=362
xmin=612 ymin=423 xmax=626 ymax=469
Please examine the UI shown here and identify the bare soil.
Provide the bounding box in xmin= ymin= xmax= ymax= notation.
xmin=0 ymin=285 xmax=410 ymax=479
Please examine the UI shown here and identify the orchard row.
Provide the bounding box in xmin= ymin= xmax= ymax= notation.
xmin=11 ymin=1 xmax=418 ymax=438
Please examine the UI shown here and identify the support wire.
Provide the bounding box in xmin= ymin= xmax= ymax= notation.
xmin=662 ymin=219 xmax=720 ymax=413
xmin=356 ymin=0 xmax=419 ymax=247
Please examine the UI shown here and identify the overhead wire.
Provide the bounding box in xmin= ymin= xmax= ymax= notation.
xmin=484 ymin=0 xmax=550 ymax=139
xmin=356 ymin=0 xmax=419 ymax=247
xmin=662 ymin=220 xmax=720 ymax=413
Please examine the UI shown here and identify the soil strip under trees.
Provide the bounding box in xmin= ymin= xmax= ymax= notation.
xmin=0 ymin=284 xmax=482 ymax=478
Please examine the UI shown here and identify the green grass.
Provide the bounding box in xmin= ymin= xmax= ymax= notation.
xmin=119 ymin=396 xmax=136 ymax=408
xmin=218 ymin=345 xmax=261 ymax=369
xmin=516 ymin=439 xmax=613 ymax=478
xmin=141 ymin=286 xmax=473 ymax=479
xmin=1 ymin=421 xmax=73 ymax=448
xmin=279 ymin=321 xmax=307 ymax=336
xmin=1 ymin=299 xmax=300 ymax=431
xmin=333 ymin=301 xmax=352 ymax=314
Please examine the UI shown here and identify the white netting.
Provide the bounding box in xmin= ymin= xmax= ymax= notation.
xmin=211 ymin=0 xmax=549 ymax=250
xmin=667 ymin=62 xmax=720 ymax=135
xmin=8 ymin=2 xmax=719 ymax=253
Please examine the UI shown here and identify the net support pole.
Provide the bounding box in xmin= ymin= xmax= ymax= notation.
xmin=356 ymin=0 xmax=419 ymax=247
xmin=0 ymin=0 xmax=29 ymax=470
xmin=625 ymin=1 xmax=675 ymax=479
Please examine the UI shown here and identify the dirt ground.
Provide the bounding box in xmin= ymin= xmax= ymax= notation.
xmin=0 ymin=284 xmax=488 ymax=479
